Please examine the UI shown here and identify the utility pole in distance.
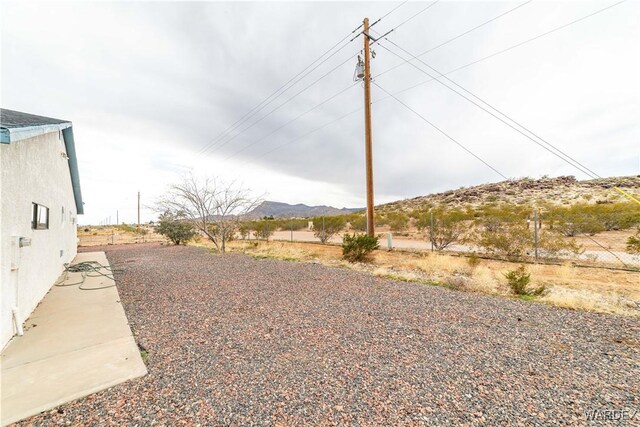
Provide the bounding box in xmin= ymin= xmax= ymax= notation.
xmin=137 ymin=191 xmax=141 ymax=228
xmin=363 ymin=17 xmax=375 ymax=237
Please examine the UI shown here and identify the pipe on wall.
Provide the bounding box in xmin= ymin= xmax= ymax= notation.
xmin=12 ymin=307 xmax=24 ymax=336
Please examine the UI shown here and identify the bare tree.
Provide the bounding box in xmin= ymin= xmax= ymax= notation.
xmin=313 ymin=216 xmax=346 ymax=244
xmin=418 ymin=210 xmax=466 ymax=251
xmin=156 ymin=175 xmax=261 ymax=254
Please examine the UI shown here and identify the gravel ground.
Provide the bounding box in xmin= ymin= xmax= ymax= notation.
xmin=17 ymin=243 xmax=639 ymax=426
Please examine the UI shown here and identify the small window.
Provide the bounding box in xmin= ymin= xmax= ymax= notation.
xmin=32 ymin=203 xmax=49 ymax=230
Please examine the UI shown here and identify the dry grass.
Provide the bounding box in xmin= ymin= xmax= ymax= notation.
xmin=218 ymin=239 xmax=640 ymax=317
xmin=540 ymin=287 xmax=638 ymax=316
xmin=78 ymin=226 xmax=165 ymax=246
xmin=78 ymin=229 xmax=639 ymax=316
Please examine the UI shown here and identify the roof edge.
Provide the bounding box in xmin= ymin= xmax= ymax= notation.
xmin=1 ymin=122 xmax=72 ymax=144
xmin=61 ymin=127 xmax=84 ymax=215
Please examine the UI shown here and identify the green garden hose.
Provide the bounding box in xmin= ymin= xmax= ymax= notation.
xmin=55 ymin=261 xmax=122 ymax=290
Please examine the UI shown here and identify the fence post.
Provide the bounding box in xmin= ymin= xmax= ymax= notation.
xmin=387 ymin=232 xmax=393 ymax=251
xmin=290 ymin=221 xmax=293 ymax=242
xmin=430 ymin=211 xmax=434 ymax=252
xmin=534 ymin=209 xmax=539 ymax=261
xmin=322 ymin=217 xmax=325 ymax=243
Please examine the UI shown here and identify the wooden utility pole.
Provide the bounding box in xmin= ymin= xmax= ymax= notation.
xmin=363 ymin=17 xmax=375 ymax=237
xmin=137 ymin=191 xmax=141 ymax=228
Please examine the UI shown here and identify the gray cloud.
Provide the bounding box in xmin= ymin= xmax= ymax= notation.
xmin=2 ymin=1 xmax=638 ymax=224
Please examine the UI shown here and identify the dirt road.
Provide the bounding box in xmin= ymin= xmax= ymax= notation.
xmin=268 ymin=231 xmax=639 ymax=266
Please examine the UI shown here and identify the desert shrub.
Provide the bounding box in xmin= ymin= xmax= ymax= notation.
xmin=627 ymin=228 xmax=640 ymax=254
xmin=504 ymin=265 xmax=546 ymax=296
xmin=409 ymin=205 xmax=433 ymax=220
xmin=445 ymin=275 xmax=469 ymax=291
xmin=537 ymin=230 xmax=583 ymax=259
xmin=467 ymin=252 xmax=481 ymax=268
xmin=416 ymin=209 xmax=467 ymax=251
xmin=267 ymin=219 xmax=287 ymax=231
xmin=283 ymin=219 xmax=309 ymax=231
xmin=373 ymin=213 xmax=387 ymax=227
xmin=592 ymin=202 xmax=639 ymax=230
xmin=313 ymin=216 xmax=346 ymax=244
xmin=342 ymin=233 xmax=379 ymax=262
xmin=545 ymin=202 xmax=639 ymax=236
xmin=156 ymin=212 xmax=196 ymax=245
xmin=238 ymin=222 xmax=252 ymax=240
xmin=135 ymin=227 xmax=149 ymax=236
xmin=476 ymin=223 xmax=532 ymax=259
xmin=386 ymin=211 xmax=409 ymax=232
xmin=471 ymin=215 xmax=582 ymax=260
xmin=348 ymin=215 xmax=367 ymax=231
xmin=254 ymin=220 xmax=274 ymax=241
xmin=118 ymin=223 xmax=137 ymax=233
xmin=474 ymin=205 xmax=529 ymax=231
xmin=553 ymin=214 xmax=603 ymax=237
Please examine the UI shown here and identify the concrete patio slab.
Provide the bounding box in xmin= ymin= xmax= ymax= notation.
xmin=0 ymin=252 xmax=147 ymax=426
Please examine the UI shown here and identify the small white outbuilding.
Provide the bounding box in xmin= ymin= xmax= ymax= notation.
xmin=0 ymin=109 xmax=83 ymax=349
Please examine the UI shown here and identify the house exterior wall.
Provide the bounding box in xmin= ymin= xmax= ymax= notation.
xmin=1 ymin=131 xmax=78 ymax=349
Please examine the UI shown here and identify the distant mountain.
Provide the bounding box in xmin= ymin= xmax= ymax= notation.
xmin=244 ymin=201 xmax=362 ymax=219
xmin=242 ymin=176 xmax=638 ymax=220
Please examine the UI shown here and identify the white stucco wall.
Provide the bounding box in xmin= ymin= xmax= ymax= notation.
xmin=1 ymin=131 xmax=78 ymax=349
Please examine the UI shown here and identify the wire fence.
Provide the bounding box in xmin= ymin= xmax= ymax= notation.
xmin=80 ymin=210 xmax=640 ymax=270
xmin=420 ymin=209 xmax=640 ymax=269
xmin=78 ymin=227 xmax=165 ymax=247
xmin=241 ymin=209 xmax=640 ymax=270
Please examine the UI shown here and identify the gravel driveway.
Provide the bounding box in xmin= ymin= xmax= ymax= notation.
xmin=18 ymin=243 xmax=639 ymax=426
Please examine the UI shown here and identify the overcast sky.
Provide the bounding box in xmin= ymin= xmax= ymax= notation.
xmin=2 ymin=0 xmax=638 ymax=225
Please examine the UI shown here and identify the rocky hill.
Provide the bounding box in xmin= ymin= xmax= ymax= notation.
xmin=244 ymin=201 xmax=361 ymax=219
xmin=379 ymin=175 xmax=640 ymax=212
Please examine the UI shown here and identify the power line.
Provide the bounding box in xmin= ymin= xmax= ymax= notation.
xmin=370 ymin=0 xmax=628 ymax=179
xmin=199 ymin=1 xmax=414 ymax=160
xmin=227 ymin=2 xmax=613 ymax=177
xmin=203 ymin=50 xmax=359 ymax=157
xmin=196 ymin=30 xmax=358 ymax=155
xmin=374 ymin=0 xmax=533 ymax=79
xmin=374 ymin=0 xmax=628 ymax=103
xmin=201 ymin=44 xmax=357 ymax=157
xmin=373 ymin=81 xmax=508 ymax=180
xmin=224 ymin=1 xmax=628 ymax=182
xmin=195 ymin=27 xmax=361 ymax=157
xmin=205 ymin=3 xmax=413 ymax=163
xmin=377 ymin=40 xmax=600 ymax=179
xmin=447 ymin=0 xmax=627 ymax=77
xmin=232 ymin=105 xmax=363 ymax=173
xmin=221 ymin=83 xmax=359 ymax=162
xmin=381 ymin=37 xmax=604 ymax=179
xmin=352 ymin=0 xmax=437 ymax=42
xmin=371 ymin=0 xmax=410 ymax=27
xmin=386 ymin=0 xmax=441 ymax=34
